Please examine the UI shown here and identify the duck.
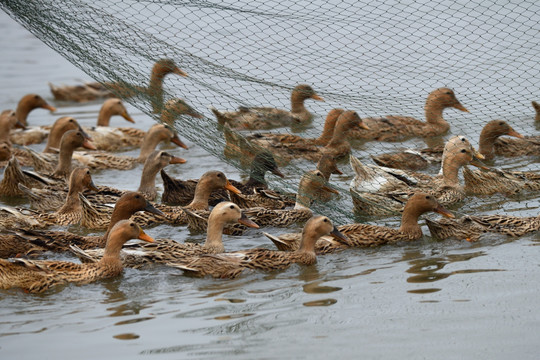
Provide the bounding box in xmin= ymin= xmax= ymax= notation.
xmin=167 ymin=215 xmax=347 ymax=279
xmin=463 ymin=165 xmax=540 ymax=196
xmin=349 ymin=137 xmax=486 ymax=216
xmin=15 ymin=167 xmax=100 ymax=227
xmin=372 ymin=120 xmax=525 ymax=170
xmin=0 ymin=220 xmax=154 ymax=294
xmin=266 ymin=192 xmax=454 ymax=254
xmin=312 ymin=154 xmax=343 ymax=203
xmin=0 ymin=206 xmax=42 ymax=233
xmin=0 ymin=109 xmax=25 ymax=144
xmin=78 ymin=170 xmax=240 ymax=229
xmin=161 ymin=152 xmax=284 ymax=207
xmin=28 ymin=129 xmax=97 ymax=179
xmin=0 ymin=156 xmax=55 ymax=197
xmin=348 ymin=88 xmax=468 ymax=142
xmin=0 ymin=192 xmax=164 ymax=259
xmin=71 ymin=124 xmax=188 ymax=170
xmin=13 ymin=93 xmax=56 ymax=127
xmin=70 ymin=202 xmax=259 ymax=269
xmin=211 ymin=84 xmax=324 ymax=130
xmin=426 ymin=213 xmax=540 ymax=242
xmin=43 ymin=116 xmax=92 ymax=153
xmin=49 ymin=58 xmax=188 ymax=113
xmin=185 ymin=169 xmax=338 ymax=233
xmin=225 ymin=110 xmax=368 ymax=163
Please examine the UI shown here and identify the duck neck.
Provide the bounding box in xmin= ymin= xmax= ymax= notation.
xmin=204 ymin=219 xmax=226 ymax=253
xmin=15 ymin=100 xmax=33 ymax=126
xmin=315 ymin=117 xmax=337 ymax=145
xmin=137 ymin=134 xmax=161 ymax=162
xmin=398 ymin=208 xmax=423 ymax=239
xmin=424 ymin=100 xmax=449 ymax=130
xmin=294 ymin=192 xmax=314 ymax=211
xmin=100 ymin=234 xmax=125 ymax=268
xmin=441 ymin=157 xmax=461 ymax=188
xmin=478 ymin=130 xmax=497 ymax=161
xmin=290 ymin=92 xmax=308 ymax=114
xmin=296 ymin=233 xmax=317 ymax=264
xmin=53 ymin=144 xmax=74 ymax=178
xmin=57 ymin=183 xmax=83 ymax=215
xmin=325 ymin=123 xmax=349 ymax=150
xmin=104 ymin=206 xmax=133 ymax=240
xmin=137 ymin=163 xmax=160 ymax=200
xmin=188 ymin=181 xmax=212 ymax=210
xmin=148 ymin=68 xmax=167 ymax=112
xmin=96 ymin=105 xmax=115 ymax=126
xmin=245 ymin=166 xmax=267 ymax=187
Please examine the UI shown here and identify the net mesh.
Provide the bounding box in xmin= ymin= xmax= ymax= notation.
xmin=2 ymin=0 xmax=540 ymax=224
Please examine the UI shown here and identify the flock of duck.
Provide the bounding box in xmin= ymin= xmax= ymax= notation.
xmin=1 ymin=58 xmax=540 ymax=293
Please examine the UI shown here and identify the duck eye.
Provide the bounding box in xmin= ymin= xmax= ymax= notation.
xmin=461 ymin=149 xmax=466 ymax=153
xmin=86 ymin=170 xmax=90 ymax=175
xmin=425 ymin=195 xmax=431 ymax=199
xmin=130 ymin=223 xmax=135 ymax=227
xmin=323 ymin=218 xmax=328 ymax=222
xmin=230 ymin=205 xmax=235 ymax=209
xmin=499 ymin=122 xmax=504 ymax=126
xmin=217 ymin=173 xmax=222 ymax=177
xmin=135 ymin=194 xmax=140 ymax=199
xmin=69 ymin=119 xmax=74 ymax=122
xmin=445 ymin=91 xmax=452 ymax=95
xmin=34 ymin=95 xmax=39 ymax=99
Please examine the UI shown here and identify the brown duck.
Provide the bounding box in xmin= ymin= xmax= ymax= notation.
xmin=0 ymin=220 xmax=154 ymax=294
xmin=211 ymin=84 xmax=324 ymax=130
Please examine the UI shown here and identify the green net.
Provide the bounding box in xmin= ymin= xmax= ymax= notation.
xmin=2 ymin=0 xmax=539 ymax=224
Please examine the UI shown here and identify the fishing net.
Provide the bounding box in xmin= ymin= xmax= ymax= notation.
xmin=2 ymin=0 xmax=539 ymax=223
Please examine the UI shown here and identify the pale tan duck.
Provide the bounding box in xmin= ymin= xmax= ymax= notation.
xmin=0 ymin=220 xmax=154 ymax=294
xmin=162 ymin=152 xmax=286 ymax=208
xmin=349 ymin=137 xmax=486 ymax=216
xmin=167 ymin=215 xmax=347 ymax=279
xmin=0 ymin=192 xmax=164 ymax=259
xmin=224 ymin=110 xmax=367 ymax=164
xmin=267 ymin=193 xmax=454 ymax=254
xmin=78 ymin=169 xmax=240 ymax=230
xmin=349 ymin=88 xmax=468 ymax=142
xmin=211 ymin=84 xmax=324 ymax=130
xmin=426 ymin=212 xmax=540 ymax=242
xmin=185 ymin=169 xmax=338 ymax=233
xmin=71 ymin=124 xmax=187 ymax=170
xmin=16 ymin=167 xmax=100 ymax=227
xmin=71 ymin=202 xmax=259 ymax=270
xmin=372 ymin=120 xmax=524 ymax=170
xmin=49 ymin=58 xmax=188 ymax=113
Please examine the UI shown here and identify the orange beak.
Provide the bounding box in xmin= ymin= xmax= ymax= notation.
xmin=42 ymin=104 xmax=57 ymax=113
xmin=507 ymin=129 xmax=524 ymax=139
xmin=359 ymin=121 xmax=370 ymax=130
xmin=138 ymin=229 xmax=155 ymax=243
xmin=311 ymin=94 xmax=325 ymax=102
xmin=169 ymin=156 xmax=187 ymax=164
xmin=453 ymin=102 xmax=469 ymax=112
xmin=173 ymin=68 xmax=188 ymax=77
xmin=434 ymin=205 xmax=454 ymax=218
xmin=82 ymin=139 xmax=97 ymax=150
xmin=122 ymin=112 xmax=135 ymax=123
xmin=224 ymin=180 xmax=241 ymax=194
xmin=322 ymin=184 xmax=339 ymax=194
xmin=171 ymin=135 xmax=189 ymax=149
xmin=238 ymin=212 xmax=259 ymax=228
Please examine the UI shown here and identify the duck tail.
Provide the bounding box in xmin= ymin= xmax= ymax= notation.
xmin=209 ymin=106 xmax=229 ymax=125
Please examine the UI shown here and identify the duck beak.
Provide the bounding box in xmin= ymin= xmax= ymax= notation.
xmin=173 ymin=68 xmax=188 ymax=77
xmin=330 ymin=226 xmax=350 ymax=245
xmin=42 ymin=104 xmax=57 ymax=113
xmin=473 ymin=149 xmax=485 ymax=160
xmin=88 ymin=179 xmax=99 ymax=192
xmin=238 ymin=212 xmax=259 ymax=228
xmin=122 ymin=112 xmax=135 ymax=123
xmin=332 ymin=167 xmax=343 ymax=175
xmin=169 ymin=156 xmax=187 ymax=164
xmin=188 ymin=111 xmax=203 ymax=119
xmin=359 ymin=121 xmax=370 ymax=130
xmin=322 ymin=184 xmax=339 ymax=194
xmin=14 ymin=120 xmax=26 ymax=130
xmin=82 ymin=139 xmax=97 ymax=150
xmin=508 ymin=128 xmax=524 ymax=139
xmin=144 ymin=201 xmax=165 ymax=216
xmin=311 ymin=94 xmax=325 ymax=102
xmin=138 ymin=229 xmax=155 ymax=243
xmin=453 ymin=102 xmax=469 ymax=112
xmin=434 ymin=204 xmax=454 ymax=218
xmin=271 ymin=167 xmax=286 ymax=178
xmin=470 ymin=158 xmax=490 ymax=170
xmin=171 ymin=135 xmax=189 ymax=149
xmin=224 ymin=180 xmax=242 ymax=194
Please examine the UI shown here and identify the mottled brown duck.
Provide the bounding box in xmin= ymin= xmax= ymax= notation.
xmin=349 ymin=88 xmax=468 ymax=142
xmin=13 ymin=93 xmax=56 ymax=127
xmin=211 ymin=84 xmax=324 ymax=130
xmin=267 ymin=193 xmax=454 ymax=254
xmin=0 ymin=220 xmax=154 ymax=294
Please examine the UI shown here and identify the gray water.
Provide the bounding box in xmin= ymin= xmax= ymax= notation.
xmin=1 ymin=5 xmax=540 ymax=360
